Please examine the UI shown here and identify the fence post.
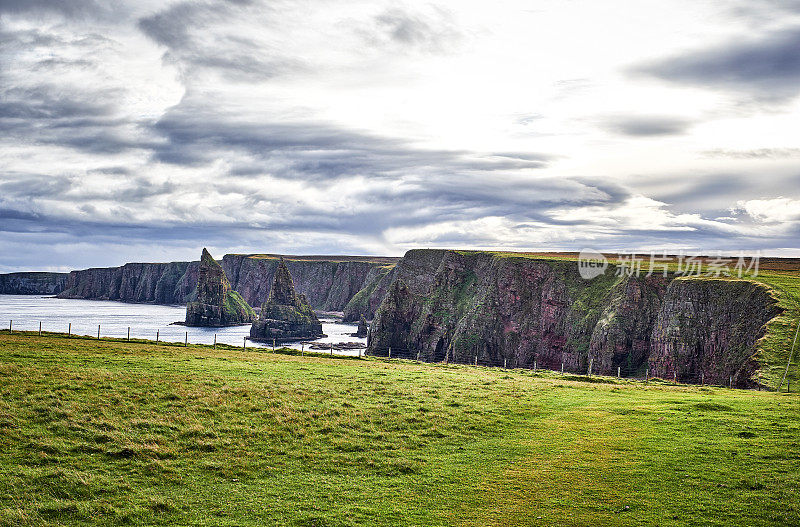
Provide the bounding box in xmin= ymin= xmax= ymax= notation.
xmin=388 ymin=347 xmax=391 ymax=359
xmin=97 ymin=325 xmax=100 ymax=339
xmin=127 ymin=327 xmax=130 ymax=341
xmin=701 ymin=372 xmax=704 ymax=385
xmin=588 ymin=358 xmax=593 ymax=376
xmin=185 ymin=331 xmax=187 ymax=347
xmin=39 ymin=321 xmax=42 ymax=336
xmin=646 ymin=368 xmax=649 ymax=382
xmin=561 ymin=362 xmax=564 ymax=374
xmin=729 ymin=375 xmax=733 ymax=389
xmin=213 ymin=334 xmax=216 ymax=349
xmin=504 ymin=358 xmax=507 ymax=369
xmin=330 ymin=344 xmax=333 ymax=355
xmin=156 ymin=330 xmax=160 ymax=343
xmin=534 ymin=360 xmax=537 ymax=372
xmin=617 ymin=366 xmax=620 ymax=379
xmin=272 ymin=338 xmax=275 ymax=351
xmin=243 ymin=337 xmax=246 ymax=349
xmin=68 ymin=323 xmax=71 ymax=337
xmin=673 ymin=371 xmax=677 ymax=384
xmin=8 ymin=320 xmax=11 ymax=334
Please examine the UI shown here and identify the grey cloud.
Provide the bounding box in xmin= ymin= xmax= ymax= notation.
xmin=600 ymin=115 xmax=693 ymax=137
xmin=634 ymin=26 xmax=800 ymax=101
xmin=365 ymin=6 xmax=462 ymax=53
xmin=151 ymin=98 xmax=551 ymax=178
xmin=701 ymin=148 xmax=800 ymax=159
xmin=138 ymin=1 xmax=300 ymax=81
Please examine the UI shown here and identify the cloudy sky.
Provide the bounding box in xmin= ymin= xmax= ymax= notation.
xmin=2 ymin=0 xmax=800 ymax=271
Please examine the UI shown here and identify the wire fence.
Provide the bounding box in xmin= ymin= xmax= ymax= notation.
xmin=1 ymin=319 xmax=789 ymax=391
xmin=367 ymin=345 xmax=779 ymax=391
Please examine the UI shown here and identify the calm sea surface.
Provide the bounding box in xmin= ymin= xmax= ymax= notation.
xmin=0 ymin=295 xmax=365 ymax=355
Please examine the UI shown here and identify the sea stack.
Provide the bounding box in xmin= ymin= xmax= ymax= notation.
xmin=355 ymin=315 xmax=368 ymax=338
xmin=249 ymin=258 xmax=324 ymax=342
xmin=185 ymin=248 xmax=255 ymax=326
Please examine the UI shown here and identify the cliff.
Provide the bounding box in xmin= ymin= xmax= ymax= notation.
xmin=57 ymin=261 xmax=198 ymax=304
xmin=185 ymin=249 xmax=255 ymax=327
xmin=649 ymin=278 xmax=781 ymax=387
xmin=0 ymin=272 xmax=67 ymax=295
xmin=55 ymin=254 xmax=399 ymax=311
xmin=367 ymin=250 xmax=787 ymax=387
xmin=250 ymin=258 xmax=324 ymax=342
xmin=222 ymin=254 xmax=397 ymax=313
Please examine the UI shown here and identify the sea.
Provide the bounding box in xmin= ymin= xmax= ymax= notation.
xmin=0 ymin=295 xmax=365 ymax=356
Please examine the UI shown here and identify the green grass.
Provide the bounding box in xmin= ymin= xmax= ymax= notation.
xmin=1 ymin=333 xmax=800 ymax=526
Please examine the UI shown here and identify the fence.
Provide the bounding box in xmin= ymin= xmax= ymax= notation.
xmin=366 ymin=345 xmax=781 ymax=391
xmin=2 ymin=319 xmax=791 ymax=391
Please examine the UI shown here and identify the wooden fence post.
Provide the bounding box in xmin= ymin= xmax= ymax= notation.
xmin=39 ymin=321 xmax=42 ymax=336
xmin=68 ymin=323 xmax=71 ymax=337
xmin=617 ymin=366 xmax=620 ymax=379
xmin=156 ymin=330 xmax=160 ymax=343
xmin=184 ymin=331 xmax=188 ymax=347
xmin=243 ymin=337 xmax=246 ymax=349
xmin=97 ymin=325 xmax=100 ymax=339
xmin=213 ymin=334 xmax=216 ymax=349
xmin=8 ymin=320 xmax=11 ymax=334
xmin=504 ymin=358 xmax=507 ymax=369
xmin=127 ymin=327 xmax=130 ymax=341
xmin=388 ymin=347 xmax=392 ymax=359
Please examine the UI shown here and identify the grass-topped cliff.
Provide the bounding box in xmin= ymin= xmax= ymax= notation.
xmin=1 ymin=332 xmax=799 ymax=525
xmin=368 ymin=250 xmax=799 ymax=390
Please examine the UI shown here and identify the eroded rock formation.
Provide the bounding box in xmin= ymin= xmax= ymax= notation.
xmin=0 ymin=272 xmax=67 ymax=295
xmin=249 ymin=258 xmax=324 ymax=342
xmin=354 ymin=315 xmax=368 ymax=338
xmin=367 ymin=249 xmax=784 ymax=387
xmin=649 ymin=278 xmax=781 ymax=386
xmin=55 ymin=254 xmax=398 ymax=314
xmin=185 ymin=249 xmax=255 ymax=327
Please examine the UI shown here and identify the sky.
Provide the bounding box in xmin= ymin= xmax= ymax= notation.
xmin=1 ymin=0 xmax=800 ymax=272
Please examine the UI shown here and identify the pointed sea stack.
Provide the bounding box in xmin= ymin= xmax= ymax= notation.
xmin=250 ymin=258 xmax=324 ymax=342
xmin=185 ymin=249 xmax=255 ymax=326
xmin=354 ymin=315 xmax=368 ymax=338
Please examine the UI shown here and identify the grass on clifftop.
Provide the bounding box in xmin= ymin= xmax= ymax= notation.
xmin=1 ymin=333 xmax=800 ymax=526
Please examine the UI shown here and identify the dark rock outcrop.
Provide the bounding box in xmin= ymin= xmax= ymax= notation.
xmin=185 ymin=249 xmax=255 ymax=327
xmin=54 ymin=254 xmax=398 ymax=313
xmin=649 ymin=278 xmax=782 ymax=387
xmin=354 ymin=315 xmax=368 ymax=338
xmin=367 ymin=249 xmax=783 ymax=386
xmin=222 ymin=254 xmax=397 ymax=313
xmin=0 ymin=272 xmax=67 ymax=295
xmin=250 ymin=258 xmax=324 ymax=342
xmin=58 ymin=261 xmax=199 ymax=304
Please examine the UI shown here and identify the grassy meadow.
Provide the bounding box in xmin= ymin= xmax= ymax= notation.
xmin=1 ymin=332 xmax=800 ymax=526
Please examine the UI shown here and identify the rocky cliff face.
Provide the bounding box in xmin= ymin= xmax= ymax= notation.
xmin=222 ymin=255 xmax=394 ymax=312
xmin=0 ymin=272 xmax=67 ymax=295
xmin=367 ymin=250 xmax=783 ymax=386
xmin=649 ymin=278 xmax=781 ymax=387
xmin=185 ymin=249 xmax=255 ymax=327
xmin=57 ymin=261 xmax=198 ymax=304
xmin=250 ymin=258 xmax=324 ymax=342
xmin=54 ymin=254 xmax=398 ymax=311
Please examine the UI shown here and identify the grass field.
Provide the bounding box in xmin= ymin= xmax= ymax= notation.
xmin=1 ymin=333 xmax=800 ymax=526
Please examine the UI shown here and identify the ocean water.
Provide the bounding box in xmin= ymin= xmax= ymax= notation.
xmin=0 ymin=295 xmax=365 ymax=356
